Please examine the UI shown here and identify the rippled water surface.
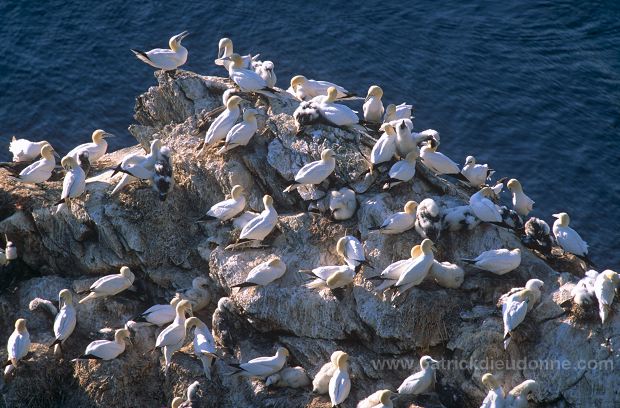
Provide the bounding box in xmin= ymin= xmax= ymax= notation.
xmin=0 ymin=1 xmax=618 ymax=266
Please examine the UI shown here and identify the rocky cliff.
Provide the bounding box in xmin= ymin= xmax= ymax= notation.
xmin=0 ymin=71 xmax=616 ymax=408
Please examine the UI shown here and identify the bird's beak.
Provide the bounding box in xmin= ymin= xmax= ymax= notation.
xmin=53 ymin=150 xmax=61 ymax=158
xmin=364 ymin=94 xmax=371 ymax=102
xmin=177 ymin=31 xmax=189 ymax=41
xmin=551 ymin=213 xmax=560 ymax=218
xmin=103 ymin=133 xmax=115 ymax=139
xmin=221 ymin=56 xmax=232 ymax=61
xmin=430 ymin=358 xmax=439 ymax=365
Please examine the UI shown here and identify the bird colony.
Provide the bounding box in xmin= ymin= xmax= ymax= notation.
xmin=0 ymin=32 xmax=616 ymax=408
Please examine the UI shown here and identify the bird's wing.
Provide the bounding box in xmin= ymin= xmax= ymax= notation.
xmin=345 ymin=237 xmax=365 ymax=261
xmin=91 ymin=275 xmax=130 ymax=294
xmin=380 ymin=259 xmax=413 ymax=279
xmin=503 ymin=295 xmax=529 ymax=332
xmin=208 ymin=198 xmax=237 ymax=218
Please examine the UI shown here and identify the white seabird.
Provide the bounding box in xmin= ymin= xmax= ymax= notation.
xmin=202 ymin=185 xmax=246 ymax=222
xmin=415 ymin=198 xmax=442 ymax=241
xmin=215 ymin=37 xmax=255 ymax=70
xmin=284 ymin=149 xmax=336 ymax=193
xmin=441 ymin=205 xmax=481 ymax=231
xmin=420 ymin=139 xmax=460 ymax=175
xmin=301 ymin=264 xmax=356 ymax=291
xmin=429 ymin=260 xmax=465 ymax=289
xmin=370 ymin=123 xmax=397 ymax=172
xmin=201 ymin=95 xmax=243 ymax=147
xmin=397 ymin=355 xmax=438 ymax=395
xmin=232 ymin=257 xmax=287 ymax=288
xmin=462 ymin=249 xmax=521 ymax=275
xmin=289 ymin=75 xmax=353 ymax=101
xmin=469 ymin=187 xmax=502 ymax=222
xmin=50 ymin=289 xmax=77 ymax=354
xmin=501 ymin=287 xmax=539 ymax=349
xmin=363 ymin=85 xmax=384 ymax=123
xmin=217 ymin=109 xmax=259 ymax=154
xmin=504 ymin=380 xmax=537 ymax=408
xmin=316 ymin=87 xmax=360 ymax=127
xmin=394 ymin=119 xmax=418 ymax=157
xmin=55 ymin=156 xmax=86 ymax=214
xmin=480 ymin=373 xmax=505 ymax=408
xmin=130 ymin=297 xmax=181 ymax=327
xmin=312 ymin=350 xmax=346 ymax=394
xmin=594 ymin=270 xmax=620 ymax=324
xmin=329 ymin=188 xmax=357 ymax=220
xmin=499 ymin=279 xmax=544 ymax=313
xmin=336 ymin=236 xmax=367 ymax=271
xmin=384 ymin=102 xmax=413 ymax=126
xmin=152 ymin=146 xmax=174 ymax=201
xmin=229 ymin=347 xmax=289 ymax=378
xmin=78 ymin=266 xmax=135 ymax=303
xmin=238 ymin=195 xmax=278 ymax=243
xmin=329 ymin=352 xmax=351 ymax=407
xmin=369 ymin=200 xmax=418 ymax=235
xmin=75 ymin=328 xmax=131 ymax=361
xmin=357 ymin=389 xmax=395 ymax=408
xmin=461 ymin=156 xmax=494 ymax=187
xmin=110 ymin=138 xmax=162 ymax=195
xmin=8 ymin=137 xmax=52 ymax=162
xmin=4 ymin=318 xmax=30 ymax=376
xmin=155 ymin=300 xmax=193 ymax=373
xmin=552 ymin=212 xmax=591 ymax=265
xmin=394 ymin=239 xmax=435 ymax=293
xmin=383 ymin=150 xmax=418 ymax=190
xmin=253 ymin=60 xmax=277 ymax=88
xmin=507 ymin=179 xmax=534 ymax=217
xmin=176 ymin=276 xmax=211 ymax=312
xmin=224 ymin=53 xmax=274 ymax=93
xmin=185 ymin=317 xmax=217 ymax=379
xmin=132 ymin=31 xmax=189 ymax=71
xmin=14 ymin=143 xmax=58 ymax=184
xmin=571 ymin=269 xmax=598 ymax=306
xmin=265 ymin=366 xmax=311 ymax=388
xmin=66 ymin=129 xmax=114 ymax=163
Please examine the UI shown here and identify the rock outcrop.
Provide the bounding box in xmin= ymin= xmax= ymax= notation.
xmin=0 ymin=71 xmax=617 ymax=408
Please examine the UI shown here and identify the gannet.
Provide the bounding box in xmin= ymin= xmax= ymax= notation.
xmin=441 ymin=205 xmax=481 ymax=231
xmin=469 ymin=187 xmax=502 ymax=222
xmin=265 ymin=366 xmax=311 ymax=388
xmin=384 ymin=150 xmax=418 ymax=190
xmin=357 ymin=389 xmax=395 ymax=408
xmin=363 ymin=85 xmax=384 ymax=123
xmin=301 ymin=264 xmax=356 ymax=291
xmin=78 ymin=266 xmax=135 ymax=303
xmin=504 ymin=380 xmax=537 ymax=408
xmin=66 ymin=129 xmax=114 ymax=163
xmin=506 ymin=179 xmax=534 ymax=217
xmin=293 ymin=100 xmax=322 ymax=130
xmin=316 ymin=87 xmax=359 ymax=127
xmin=501 ymin=287 xmax=538 ymax=349
xmin=75 ymin=328 xmax=131 ymax=360
xmin=371 ymin=243 xmax=423 ymax=292
xmin=368 ymin=200 xmax=418 ymax=234
xmin=284 ymin=149 xmax=336 ymax=192
xmin=313 ymin=351 xmax=346 ymax=394
xmin=49 ymin=289 xmax=77 ymax=354
xmin=498 ymin=206 xmax=524 ymax=231
xmin=594 ymin=270 xmax=620 ymax=324
xmin=202 ymin=185 xmax=246 ymax=222
xmin=394 ymin=239 xmax=435 ymax=293
xmin=176 ymin=381 xmax=200 ymax=406
xmin=153 ymin=146 xmax=174 ymax=201
xmin=78 ymin=150 xmax=91 ymax=176
xmin=131 ymin=31 xmax=189 ymax=71
xmin=217 ymin=109 xmax=258 ymax=154
xmin=370 ymin=123 xmax=397 ymax=172
xmin=172 ymin=397 xmax=184 ymax=408
xmin=201 ymin=95 xmax=243 ymax=147
xmin=229 ymin=347 xmax=289 ymax=378
xmin=224 ymin=54 xmax=274 ymax=93
xmin=571 ymin=270 xmax=598 ymax=306
xmin=394 ymin=119 xmax=418 ymax=157
xmin=462 ymin=249 xmax=521 ymax=275
xmin=552 ymin=212 xmax=591 ymax=264
xmin=329 ymin=352 xmax=351 ymax=407
xmin=55 ymin=156 xmax=86 ymax=214
xmin=215 ymin=37 xmax=255 ymax=70
xmin=329 ymin=188 xmax=357 ymax=220
xmin=415 ymin=198 xmax=442 ymax=241
xmin=289 ymin=75 xmax=353 ymax=101
xmin=480 ymin=373 xmax=505 ymax=408
xmin=461 ymin=156 xmax=494 ymax=187
xmin=8 ymin=137 xmax=51 ymax=162
xmin=521 ymin=217 xmax=553 ymax=254
xmin=384 ymin=102 xmax=413 ymax=124
xmin=499 ymin=279 xmax=544 ymax=311
xmin=336 ymin=236 xmax=367 ymax=271
xmin=253 ymin=60 xmax=277 ymax=88
xmin=130 ymin=297 xmax=181 ymax=326
xmin=397 ymin=355 xmax=438 ymax=395
xmin=111 ymin=138 xmax=162 ymax=195
xmin=156 ymin=300 xmax=193 ymax=372
xmin=429 ymin=261 xmax=464 ymax=289
xmin=238 ymin=195 xmax=278 ymax=243
xmin=420 ymin=139 xmax=460 ymax=175
xmin=176 ymin=276 xmax=210 ymax=312
xmin=14 ymin=144 xmax=57 ymax=183
xmin=232 ymin=257 xmax=287 ymax=288
xmin=185 ymin=317 xmax=217 ymax=379
xmin=4 ymin=319 xmax=30 ymax=376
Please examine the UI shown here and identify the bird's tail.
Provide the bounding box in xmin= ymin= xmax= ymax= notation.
xmin=78 ymin=292 xmax=97 ymax=304
xmin=283 ymin=184 xmax=299 ymax=193
xmin=131 ymin=49 xmax=151 ymax=64
xmin=599 ymin=304 xmax=609 ymax=325
xmin=231 ymin=281 xmax=258 ymax=289
xmin=461 ymin=258 xmax=476 ymax=265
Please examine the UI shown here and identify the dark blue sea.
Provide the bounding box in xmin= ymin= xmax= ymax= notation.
xmin=0 ymin=1 xmax=618 ymax=267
